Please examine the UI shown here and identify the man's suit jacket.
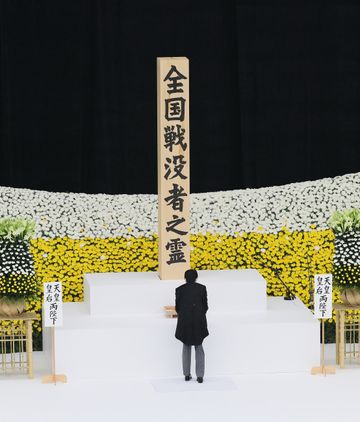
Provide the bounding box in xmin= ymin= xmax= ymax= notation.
xmin=175 ymin=281 xmax=209 ymax=346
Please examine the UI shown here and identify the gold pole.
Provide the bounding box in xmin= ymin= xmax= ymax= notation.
xmin=25 ymin=320 xmax=34 ymax=378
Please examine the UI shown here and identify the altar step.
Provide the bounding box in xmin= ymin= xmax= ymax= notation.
xmin=43 ymin=297 xmax=318 ymax=380
xmin=84 ymin=269 xmax=267 ymax=316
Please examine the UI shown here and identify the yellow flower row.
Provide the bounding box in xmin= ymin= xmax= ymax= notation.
xmin=3 ymin=229 xmax=336 ymax=333
xmin=1 ymin=229 xmax=345 ymax=333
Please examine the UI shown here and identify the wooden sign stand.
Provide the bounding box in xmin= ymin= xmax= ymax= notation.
xmin=42 ymin=327 xmax=67 ymax=384
xmin=311 ymin=319 xmax=336 ymax=375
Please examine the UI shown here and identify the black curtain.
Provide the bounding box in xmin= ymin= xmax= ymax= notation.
xmin=1 ymin=0 xmax=359 ymax=194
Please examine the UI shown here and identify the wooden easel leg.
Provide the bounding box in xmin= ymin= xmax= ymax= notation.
xmin=311 ymin=319 xmax=336 ymax=376
xmin=311 ymin=366 xmax=336 ymax=375
xmin=42 ymin=327 xmax=67 ymax=384
xmin=339 ymin=310 xmax=345 ymax=368
xmin=25 ymin=320 xmax=33 ymax=379
xmin=42 ymin=374 xmax=67 ymax=384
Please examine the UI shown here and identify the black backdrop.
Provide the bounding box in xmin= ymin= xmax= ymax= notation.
xmin=1 ymin=1 xmax=359 ymax=194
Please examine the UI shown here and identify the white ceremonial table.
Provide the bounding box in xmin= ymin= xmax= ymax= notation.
xmin=42 ymin=269 xmax=319 ymax=380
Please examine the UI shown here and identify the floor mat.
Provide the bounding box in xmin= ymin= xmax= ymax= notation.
xmin=150 ymin=376 xmax=238 ymax=393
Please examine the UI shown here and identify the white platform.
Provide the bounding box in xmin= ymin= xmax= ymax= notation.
xmin=84 ymin=269 xmax=267 ymax=315
xmin=2 ymin=346 xmax=358 ymax=422
xmin=43 ymin=270 xmax=319 ymax=380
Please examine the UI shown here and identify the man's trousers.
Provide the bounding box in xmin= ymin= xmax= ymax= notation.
xmin=182 ymin=344 xmax=205 ymax=378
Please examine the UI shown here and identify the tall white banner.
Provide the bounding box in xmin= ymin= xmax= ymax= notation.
xmin=314 ymin=274 xmax=332 ymax=319
xmin=43 ymin=282 xmax=63 ymax=327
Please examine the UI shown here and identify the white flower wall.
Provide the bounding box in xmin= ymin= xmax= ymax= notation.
xmin=0 ymin=173 xmax=359 ymax=238
xmin=0 ymin=172 xmax=359 ymax=333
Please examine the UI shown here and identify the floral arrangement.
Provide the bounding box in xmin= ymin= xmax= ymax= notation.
xmin=0 ymin=217 xmax=36 ymax=241
xmin=328 ymin=209 xmax=360 ymax=234
xmin=329 ymin=209 xmax=360 ymax=292
xmin=0 ymin=172 xmax=359 ymax=332
xmin=0 ymin=218 xmax=38 ymax=299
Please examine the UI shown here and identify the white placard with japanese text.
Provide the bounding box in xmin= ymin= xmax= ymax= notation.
xmin=43 ymin=282 xmax=63 ymax=327
xmin=314 ymin=274 xmax=332 ymax=319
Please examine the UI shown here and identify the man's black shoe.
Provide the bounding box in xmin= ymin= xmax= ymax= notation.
xmin=197 ymin=377 xmax=203 ymax=383
xmin=185 ymin=375 xmax=192 ymax=381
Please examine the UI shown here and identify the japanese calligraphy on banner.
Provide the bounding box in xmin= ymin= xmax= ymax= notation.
xmin=314 ymin=274 xmax=333 ymax=319
xmin=157 ymin=57 xmax=190 ymax=280
xmin=44 ymin=282 xmax=63 ymax=327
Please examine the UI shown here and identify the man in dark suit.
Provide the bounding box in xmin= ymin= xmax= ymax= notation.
xmin=175 ymin=269 xmax=209 ymax=383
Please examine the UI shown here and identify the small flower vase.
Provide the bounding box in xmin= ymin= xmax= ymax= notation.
xmin=0 ymin=296 xmax=26 ymax=317
xmin=340 ymin=288 xmax=360 ymax=306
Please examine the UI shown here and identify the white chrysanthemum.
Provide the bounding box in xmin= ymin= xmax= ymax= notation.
xmin=0 ymin=172 xmax=359 ymax=239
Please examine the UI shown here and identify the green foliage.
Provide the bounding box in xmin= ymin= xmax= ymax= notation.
xmin=328 ymin=208 xmax=360 ymax=234
xmin=0 ymin=217 xmax=36 ymax=241
xmin=330 ymin=210 xmax=360 ymax=290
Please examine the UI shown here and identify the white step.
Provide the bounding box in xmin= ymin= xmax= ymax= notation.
xmin=42 ymin=297 xmax=318 ymax=379
xmin=84 ymin=269 xmax=267 ymax=316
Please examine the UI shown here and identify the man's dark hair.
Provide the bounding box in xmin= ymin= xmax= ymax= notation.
xmin=184 ymin=269 xmax=198 ymax=283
